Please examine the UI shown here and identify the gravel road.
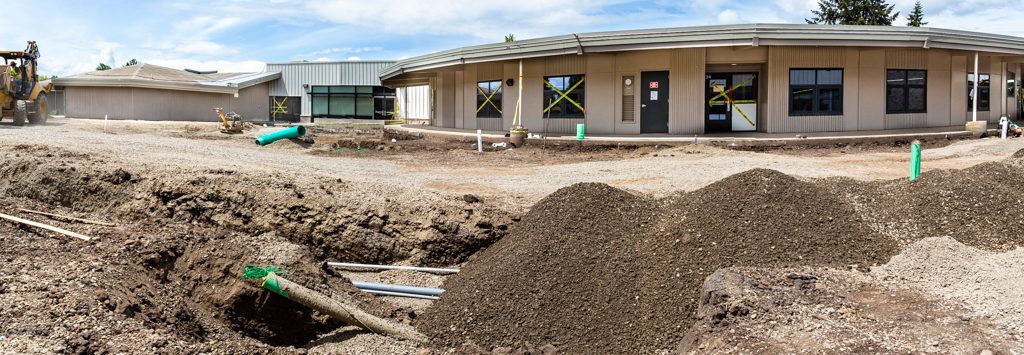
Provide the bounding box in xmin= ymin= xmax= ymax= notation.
xmin=2 ymin=118 xmax=1022 ymax=210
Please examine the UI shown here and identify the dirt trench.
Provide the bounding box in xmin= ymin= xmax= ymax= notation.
xmin=0 ymin=143 xmax=514 ymax=352
xmin=0 ymin=144 xmax=513 ymax=266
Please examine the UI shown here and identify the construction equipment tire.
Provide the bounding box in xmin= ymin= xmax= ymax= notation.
xmin=28 ymin=96 xmax=48 ymax=124
xmin=12 ymin=100 xmax=27 ymax=126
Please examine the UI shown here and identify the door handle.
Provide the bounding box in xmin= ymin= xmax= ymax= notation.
xmin=642 ymin=104 xmax=647 ymax=108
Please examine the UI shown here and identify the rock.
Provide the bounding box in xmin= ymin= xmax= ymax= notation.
xmin=463 ymin=194 xmax=481 ymax=203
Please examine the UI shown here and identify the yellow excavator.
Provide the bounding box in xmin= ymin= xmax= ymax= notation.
xmin=1 ymin=41 xmax=51 ymax=126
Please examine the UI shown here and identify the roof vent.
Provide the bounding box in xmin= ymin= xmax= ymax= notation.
xmin=185 ymin=68 xmax=218 ymax=74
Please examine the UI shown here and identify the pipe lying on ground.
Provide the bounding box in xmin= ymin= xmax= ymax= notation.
xmin=325 ymin=261 xmax=459 ymax=274
xmin=0 ymin=212 xmax=92 ymax=241
xmin=255 ymin=125 xmax=306 ymax=146
xmin=362 ymin=289 xmax=440 ymax=300
xmin=352 ymin=280 xmax=444 ymax=296
xmin=243 ymin=265 xmax=428 ymax=344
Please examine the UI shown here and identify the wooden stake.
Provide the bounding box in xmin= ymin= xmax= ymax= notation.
xmin=17 ymin=208 xmax=116 ymax=227
xmin=0 ymin=212 xmax=92 ymax=241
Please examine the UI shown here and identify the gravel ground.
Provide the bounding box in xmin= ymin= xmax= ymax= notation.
xmin=2 ymin=118 xmax=1022 ymax=210
xmin=875 ymin=236 xmax=1024 ymax=335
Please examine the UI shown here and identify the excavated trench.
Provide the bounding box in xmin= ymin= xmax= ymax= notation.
xmin=0 ymin=144 xmax=514 ymax=350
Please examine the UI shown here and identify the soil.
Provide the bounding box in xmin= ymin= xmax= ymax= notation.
xmin=419 ymin=169 xmax=898 ymax=353
xmin=679 ymin=267 xmax=1019 ymax=353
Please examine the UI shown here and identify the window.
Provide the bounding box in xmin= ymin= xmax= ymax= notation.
xmin=543 ymin=75 xmax=586 ymax=118
xmin=476 ymin=80 xmax=502 ymax=118
xmin=309 ymin=85 xmax=395 ymax=119
xmin=968 ymin=73 xmax=990 ymax=111
xmin=886 ymin=69 xmax=927 ymax=114
xmin=1008 ymin=72 xmax=1016 ymax=98
xmin=789 ymin=69 xmax=843 ymax=116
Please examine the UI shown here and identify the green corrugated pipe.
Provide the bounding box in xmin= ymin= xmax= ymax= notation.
xmin=909 ymin=140 xmax=922 ymax=181
xmin=255 ymin=126 xmax=306 ymax=146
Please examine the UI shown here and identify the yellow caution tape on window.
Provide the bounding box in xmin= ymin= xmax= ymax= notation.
xmin=544 ymin=78 xmax=586 ymax=114
xmin=476 ymin=86 xmax=502 ymax=114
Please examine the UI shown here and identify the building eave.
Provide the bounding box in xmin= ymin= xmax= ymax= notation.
xmin=380 ymin=24 xmax=1024 ymax=80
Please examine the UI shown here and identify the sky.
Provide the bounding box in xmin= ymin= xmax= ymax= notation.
xmin=3 ymin=0 xmax=1023 ymax=77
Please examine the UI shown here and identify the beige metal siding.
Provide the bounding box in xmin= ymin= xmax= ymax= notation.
xmin=927 ymin=50 xmax=953 ymax=127
xmin=670 ymin=48 xmax=706 ymax=134
xmin=436 ymin=71 xmax=456 ymax=128
xmin=65 ymin=84 xmax=268 ymax=121
xmin=398 ymin=86 xmax=430 ymax=119
xmin=951 ymin=56 xmax=968 ymax=125
xmin=767 ymin=46 xmax=855 ymax=133
xmin=883 ymin=48 xmax=928 ymax=129
xmin=585 ymin=54 xmax=616 ymax=134
xmin=613 ymin=50 xmax=671 ymax=135
xmin=858 ymin=49 xmax=884 ymax=130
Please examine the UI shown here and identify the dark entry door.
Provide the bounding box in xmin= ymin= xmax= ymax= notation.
xmin=706 ymin=73 xmax=758 ymax=133
xmin=641 ymin=71 xmax=670 ymax=133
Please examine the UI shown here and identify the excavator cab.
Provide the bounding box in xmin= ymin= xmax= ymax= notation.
xmin=1 ymin=41 xmax=51 ymax=126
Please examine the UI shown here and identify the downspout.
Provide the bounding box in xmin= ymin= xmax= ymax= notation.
xmin=973 ymin=52 xmax=979 ymax=122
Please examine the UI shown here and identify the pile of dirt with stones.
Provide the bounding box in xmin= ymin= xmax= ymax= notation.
xmin=0 ymin=144 xmax=511 ymax=266
xmin=418 ymin=169 xmax=899 ymax=353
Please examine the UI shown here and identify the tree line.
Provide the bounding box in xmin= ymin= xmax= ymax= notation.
xmin=808 ymin=0 xmax=927 ymax=26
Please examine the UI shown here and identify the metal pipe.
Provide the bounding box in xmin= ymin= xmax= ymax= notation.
xmin=352 ymin=280 xmax=444 ymax=296
xmin=324 ymin=262 xmax=459 ymax=274
xmin=362 ymin=289 xmax=440 ymax=300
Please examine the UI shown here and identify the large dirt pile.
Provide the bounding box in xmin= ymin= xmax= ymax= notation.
xmin=419 ymin=170 xmax=899 ymax=353
xmin=840 ymin=161 xmax=1024 ymax=250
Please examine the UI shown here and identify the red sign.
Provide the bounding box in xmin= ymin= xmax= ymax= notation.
xmin=649 ymin=82 xmax=659 ymax=89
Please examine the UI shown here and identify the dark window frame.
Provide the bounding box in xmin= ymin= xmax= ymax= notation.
xmin=543 ymin=74 xmax=586 ymax=119
xmin=310 ymin=85 xmax=396 ymax=120
xmin=886 ymin=69 xmax=928 ymax=114
xmin=968 ymin=73 xmax=991 ymax=112
xmin=475 ymin=80 xmax=503 ymax=119
xmin=788 ymin=68 xmax=844 ymax=116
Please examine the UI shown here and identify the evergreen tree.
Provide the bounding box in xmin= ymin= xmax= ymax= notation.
xmin=906 ymin=1 xmax=927 ymax=27
xmin=807 ymin=0 xmax=899 ymax=26
xmin=95 ymin=63 xmax=112 ymax=71
xmin=504 ymin=33 xmax=515 ymax=42
xmin=124 ymin=58 xmax=140 ymax=67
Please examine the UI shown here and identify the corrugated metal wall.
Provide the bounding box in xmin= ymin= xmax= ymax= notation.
xmin=397 ymin=86 xmax=430 ymax=119
xmin=669 ymin=48 xmax=706 ymax=134
xmin=766 ymin=47 xmax=854 ymax=133
xmin=64 ymin=83 xmax=270 ymax=121
xmin=265 ymin=61 xmax=396 ymax=117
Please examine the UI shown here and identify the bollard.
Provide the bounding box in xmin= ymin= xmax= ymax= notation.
xmin=1001 ymin=116 xmax=1009 ymax=140
xmin=909 ymin=140 xmax=922 ymax=182
xmin=477 ymin=129 xmax=483 ymax=153
xmin=576 ymin=123 xmax=585 ymax=140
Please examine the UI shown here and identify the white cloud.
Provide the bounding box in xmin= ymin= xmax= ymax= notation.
xmin=174 ymin=41 xmax=239 ymax=56
xmin=717 ymin=9 xmax=740 ymax=23
xmin=346 ymin=56 xmax=362 ymax=61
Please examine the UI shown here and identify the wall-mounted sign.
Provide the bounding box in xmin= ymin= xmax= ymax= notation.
xmin=650 ymin=91 xmax=659 ymax=101
xmin=649 ymin=81 xmax=659 ymax=89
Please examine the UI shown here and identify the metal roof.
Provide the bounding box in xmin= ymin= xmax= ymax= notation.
xmin=53 ymin=63 xmax=280 ymax=94
xmin=380 ymin=23 xmax=1024 ymax=80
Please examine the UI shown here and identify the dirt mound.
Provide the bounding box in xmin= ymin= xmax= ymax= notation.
xmin=1012 ymin=148 xmax=1024 ymax=159
xmin=419 ymin=172 xmax=899 ymax=353
xmin=0 ymin=144 xmax=511 ymax=265
xmin=842 ymin=161 xmax=1024 ymax=250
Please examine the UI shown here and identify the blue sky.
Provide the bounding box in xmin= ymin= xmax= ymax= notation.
xmin=3 ymin=0 xmax=1022 ymax=76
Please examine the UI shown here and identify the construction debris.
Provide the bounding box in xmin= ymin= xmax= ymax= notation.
xmin=0 ymin=211 xmax=92 ymax=241
xmin=242 ymin=265 xmax=429 ymax=344
xmin=17 ymin=208 xmax=116 ymax=226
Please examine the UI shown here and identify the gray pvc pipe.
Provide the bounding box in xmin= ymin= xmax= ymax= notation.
xmin=352 ymin=280 xmax=444 ymax=296
xmin=362 ymin=289 xmax=440 ymax=300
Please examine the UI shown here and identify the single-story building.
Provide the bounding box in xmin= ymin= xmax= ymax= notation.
xmin=266 ymin=61 xmax=430 ymax=122
xmin=52 ymin=61 xmax=431 ymax=122
xmin=53 ymin=63 xmax=279 ymax=122
xmin=380 ymin=24 xmax=1024 ymax=135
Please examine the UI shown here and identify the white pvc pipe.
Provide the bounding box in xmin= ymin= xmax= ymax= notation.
xmin=325 ymin=262 xmax=459 ymax=274
xmin=352 ymin=280 xmax=444 ymax=296
xmin=362 ymin=289 xmax=440 ymax=300
xmin=477 ymin=129 xmax=483 ymax=152
xmin=973 ymin=52 xmax=979 ymax=122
